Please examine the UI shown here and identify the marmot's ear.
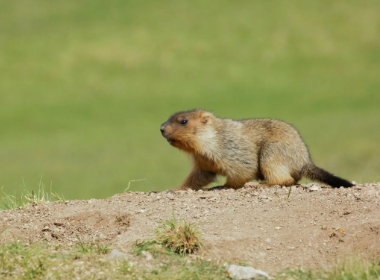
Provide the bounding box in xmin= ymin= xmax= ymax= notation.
xmin=201 ymin=112 xmax=213 ymax=124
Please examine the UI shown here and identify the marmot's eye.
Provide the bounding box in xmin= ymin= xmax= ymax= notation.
xmin=180 ymin=119 xmax=188 ymax=125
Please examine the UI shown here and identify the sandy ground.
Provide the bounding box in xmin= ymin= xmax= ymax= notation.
xmin=1 ymin=182 xmax=380 ymax=274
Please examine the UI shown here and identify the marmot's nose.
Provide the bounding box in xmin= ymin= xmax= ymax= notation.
xmin=160 ymin=124 xmax=165 ymax=134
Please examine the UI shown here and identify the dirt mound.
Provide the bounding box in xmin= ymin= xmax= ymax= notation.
xmin=1 ymin=183 xmax=380 ymax=273
xmin=1 ymin=200 xmax=131 ymax=245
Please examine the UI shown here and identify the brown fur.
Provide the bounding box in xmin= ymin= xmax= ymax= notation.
xmin=160 ymin=109 xmax=354 ymax=190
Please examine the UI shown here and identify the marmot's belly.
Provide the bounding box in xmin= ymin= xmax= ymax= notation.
xmin=196 ymin=155 xmax=259 ymax=179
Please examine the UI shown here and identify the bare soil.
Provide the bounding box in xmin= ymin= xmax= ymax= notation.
xmin=1 ymin=183 xmax=380 ymax=274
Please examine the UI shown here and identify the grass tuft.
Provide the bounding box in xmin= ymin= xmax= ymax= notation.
xmin=75 ymin=235 xmax=110 ymax=255
xmin=0 ymin=178 xmax=65 ymax=210
xmin=132 ymin=217 xmax=202 ymax=257
xmin=155 ymin=218 xmax=202 ymax=256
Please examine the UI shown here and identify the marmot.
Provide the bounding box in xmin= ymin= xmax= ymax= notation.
xmin=160 ymin=109 xmax=354 ymax=190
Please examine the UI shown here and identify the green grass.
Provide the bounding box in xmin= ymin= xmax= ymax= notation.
xmin=0 ymin=241 xmax=115 ymax=279
xmin=0 ymin=240 xmax=230 ymax=279
xmin=1 ymin=240 xmax=379 ymax=279
xmin=1 ymin=218 xmax=379 ymax=279
xmin=0 ymin=0 xmax=379 ymax=199
xmin=278 ymin=258 xmax=380 ymax=280
xmin=0 ymin=178 xmax=65 ymax=210
xmin=75 ymin=234 xmax=110 ymax=255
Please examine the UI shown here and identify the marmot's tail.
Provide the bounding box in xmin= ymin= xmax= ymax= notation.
xmin=303 ymin=164 xmax=354 ymax=188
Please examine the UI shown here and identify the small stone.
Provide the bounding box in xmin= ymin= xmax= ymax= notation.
xmin=275 ymin=227 xmax=281 ymax=230
xmin=108 ymin=249 xmax=129 ymax=260
xmin=199 ymin=193 xmax=218 ymax=199
xmin=167 ymin=193 xmax=175 ymax=200
xmin=227 ymin=264 xmax=269 ymax=279
xmin=364 ymin=189 xmax=377 ymax=197
xmin=309 ymin=185 xmax=320 ymax=192
xmin=142 ymin=250 xmax=153 ymax=261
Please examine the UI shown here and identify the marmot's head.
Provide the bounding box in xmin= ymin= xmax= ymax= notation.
xmin=160 ymin=109 xmax=214 ymax=153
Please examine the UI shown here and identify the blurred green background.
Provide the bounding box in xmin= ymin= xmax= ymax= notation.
xmin=1 ymin=0 xmax=379 ymax=200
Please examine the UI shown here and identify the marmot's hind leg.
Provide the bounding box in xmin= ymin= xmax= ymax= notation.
xmin=260 ymin=165 xmax=298 ymax=187
xmin=259 ymin=143 xmax=302 ymax=187
xmin=262 ymin=164 xmax=298 ymax=186
xmin=259 ymin=179 xmax=296 ymax=187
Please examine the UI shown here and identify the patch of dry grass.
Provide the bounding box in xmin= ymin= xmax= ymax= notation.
xmin=156 ymin=218 xmax=202 ymax=255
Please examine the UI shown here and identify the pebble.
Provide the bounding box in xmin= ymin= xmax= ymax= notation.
xmin=227 ymin=264 xmax=269 ymax=279
xmin=309 ymin=185 xmax=320 ymax=192
xmin=167 ymin=193 xmax=175 ymax=200
xmin=199 ymin=193 xmax=219 ymax=199
xmin=108 ymin=249 xmax=129 ymax=260
xmin=142 ymin=250 xmax=153 ymax=261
